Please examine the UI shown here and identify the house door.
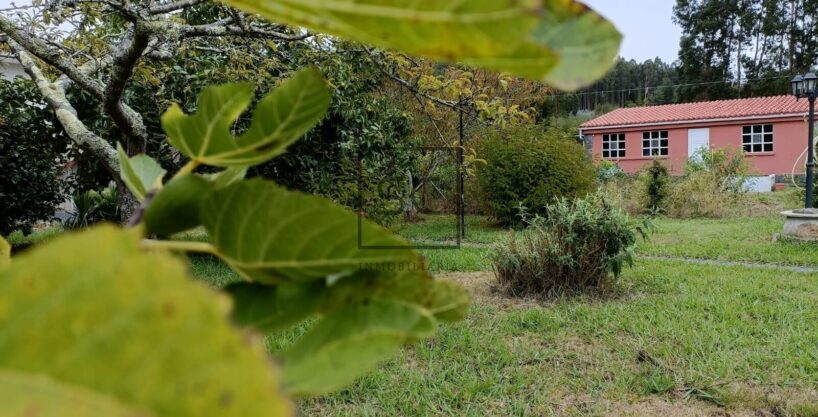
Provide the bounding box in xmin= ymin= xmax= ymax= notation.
xmin=688 ymin=128 xmax=710 ymax=159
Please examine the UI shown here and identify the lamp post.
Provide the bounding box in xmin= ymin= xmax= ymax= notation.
xmin=791 ymin=72 xmax=816 ymax=208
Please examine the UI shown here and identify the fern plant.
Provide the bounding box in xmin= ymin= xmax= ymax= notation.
xmin=0 ymin=1 xmax=621 ymax=416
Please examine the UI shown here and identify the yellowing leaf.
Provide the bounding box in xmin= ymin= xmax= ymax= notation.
xmin=225 ymin=0 xmax=622 ymax=90
xmin=117 ymin=143 xmax=167 ymax=201
xmin=202 ymin=179 xmax=420 ymax=284
xmin=162 ymin=67 xmax=331 ymax=167
xmin=0 ymin=226 xmax=292 ymax=417
xmin=0 ymin=371 xmax=148 ymax=417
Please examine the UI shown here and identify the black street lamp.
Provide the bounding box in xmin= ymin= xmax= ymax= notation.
xmin=791 ymin=73 xmax=816 ymax=208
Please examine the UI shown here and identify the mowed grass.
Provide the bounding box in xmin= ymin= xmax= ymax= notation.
xmin=393 ymin=214 xmax=509 ymax=245
xmin=287 ymin=260 xmax=818 ymax=416
xmin=186 ymin=249 xmax=492 ymax=283
xmin=640 ymin=216 xmax=818 ymax=267
xmin=420 ymin=248 xmax=492 ymax=273
xmin=395 ymin=213 xmax=818 ymax=269
xmin=187 ymin=250 xmax=818 ymax=416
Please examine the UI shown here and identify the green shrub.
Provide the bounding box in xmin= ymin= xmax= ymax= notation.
xmin=796 ymin=177 xmax=818 ymax=208
xmin=597 ymin=160 xmax=626 ymax=182
xmin=643 ymin=160 xmax=670 ymax=215
xmin=667 ymin=171 xmax=746 ymax=218
xmin=685 ymin=147 xmax=751 ymax=194
xmin=491 ymin=192 xmax=651 ymax=297
xmin=63 ymin=185 xmax=120 ymax=229
xmin=600 ymin=175 xmax=647 ymax=217
xmin=661 ymin=148 xmax=751 ymax=219
xmin=0 ymin=78 xmax=69 ymax=235
xmin=477 ymin=125 xmax=596 ymax=227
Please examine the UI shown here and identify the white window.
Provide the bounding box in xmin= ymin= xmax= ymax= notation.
xmin=642 ymin=131 xmax=669 ymax=156
xmin=742 ymin=124 xmax=773 ymax=153
xmin=602 ymin=133 xmax=626 ymax=158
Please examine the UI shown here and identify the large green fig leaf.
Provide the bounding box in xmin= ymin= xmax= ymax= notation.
xmin=0 ymin=226 xmax=292 ymax=417
xmin=227 ymin=281 xmax=324 ymax=333
xmin=321 ymin=270 xmax=470 ymax=322
xmin=227 ymin=269 xmax=469 ymax=333
xmin=209 ymin=166 xmax=248 ymax=188
xmin=144 ymin=174 xmax=213 ymax=236
xmin=224 ymin=0 xmax=621 ymax=90
xmin=0 ymin=371 xmax=147 ymax=417
xmin=226 ymin=271 xmax=467 ymax=396
xmin=162 ymin=67 xmax=331 ymax=167
xmin=421 ymin=280 xmax=471 ymax=321
xmin=281 ymin=299 xmax=436 ymax=395
xmin=202 ymin=179 xmax=420 ymax=284
xmin=117 ymin=143 xmax=166 ymax=201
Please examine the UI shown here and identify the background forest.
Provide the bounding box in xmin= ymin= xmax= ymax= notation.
xmin=548 ymin=0 xmax=818 ymax=116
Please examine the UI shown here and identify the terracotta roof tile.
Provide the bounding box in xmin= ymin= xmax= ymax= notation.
xmin=579 ymin=95 xmax=808 ymax=129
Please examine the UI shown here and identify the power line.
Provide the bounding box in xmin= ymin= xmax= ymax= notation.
xmin=546 ymin=74 xmax=792 ymax=99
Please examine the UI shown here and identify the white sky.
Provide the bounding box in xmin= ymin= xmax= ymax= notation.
xmin=0 ymin=0 xmax=682 ymax=63
xmin=583 ymin=0 xmax=681 ymax=63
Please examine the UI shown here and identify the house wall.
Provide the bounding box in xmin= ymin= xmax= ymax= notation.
xmin=584 ymin=117 xmax=809 ymax=176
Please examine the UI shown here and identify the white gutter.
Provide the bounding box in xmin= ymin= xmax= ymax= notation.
xmin=580 ymin=112 xmax=808 ymax=132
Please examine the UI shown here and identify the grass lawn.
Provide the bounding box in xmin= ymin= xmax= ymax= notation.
xmin=640 ymin=216 xmax=818 ymax=267
xmin=185 ymin=209 xmax=818 ymax=416
xmin=395 ymin=213 xmax=818 ymax=269
xmin=300 ymin=261 xmax=818 ymax=416
xmin=188 ymin=256 xmax=818 ymax=416
xmin=11 ymin=196 xmax=818 ymax=415
xmin=392 ymin=215 xmax=509 ymax=245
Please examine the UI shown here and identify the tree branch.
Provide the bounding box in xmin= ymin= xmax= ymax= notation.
xmin=1 ymin=14 xmax=151 ymax=151
xmin=0 ymin=13 xmax=106 ymax=98
xmin=148 ymin=0 xmax=206 ymax=15
xmin=103 ymin=24 xmax=151 ymax=152
xmin=6 ymin=38 xmax=120 ymax=176
xmin=47 ymin=0 xmax=143 ymax=21
xmin=178 ymin=22 xmax=311 ymax=41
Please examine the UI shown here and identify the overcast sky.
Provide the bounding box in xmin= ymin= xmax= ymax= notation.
xmin=0 ymin=0 xmax=682 ymax=63
xmin=584 ymin=0 xmax=681 ymax=63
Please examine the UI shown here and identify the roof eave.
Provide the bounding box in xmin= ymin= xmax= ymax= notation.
xmin=579 ymin=112 xmax=808 ymax=132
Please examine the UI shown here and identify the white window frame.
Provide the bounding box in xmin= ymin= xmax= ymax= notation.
xmin=602 ymin=133 xmax=626 ymax=159
xmin=742 ymin=124 xmax=773 ymax=153
xmin=642 ymin=130 xmax=669 ymax=157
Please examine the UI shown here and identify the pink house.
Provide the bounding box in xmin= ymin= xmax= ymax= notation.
xmin=579 ymin=96 xmax=811 ymax=176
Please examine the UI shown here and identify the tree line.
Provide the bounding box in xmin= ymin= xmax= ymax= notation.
xmin=547 ymin=0 xmax=818 ymax=117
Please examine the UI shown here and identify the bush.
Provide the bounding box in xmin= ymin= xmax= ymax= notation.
xmin=796 ymin=177 xmax=818 ymax=208
xmin=599 ymin=154 xmax=749 ymax=219
xmin=666 ymin=171 xmax=745 ymax=218
xmin=491 ymin=192 xmax=651 ymax=297
xmin=662 ymin=148 xmax=750 ymax=219
xmin=63 ymin=185 xmax=120 ymax=229
xmin=600 ymin=175 xmax=646 ymax=217
xmin=0 ymin=78 xmax=69 ymax=235
xmin=597 ymin=160 xmax=626 ymax=182
xmin=685 ymin=147 xmax=751 ymax=194
xmin=477 ymin=125 xmax=596 ymax=227
xmin=643 ymin=160 xmax=670 ymax=215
